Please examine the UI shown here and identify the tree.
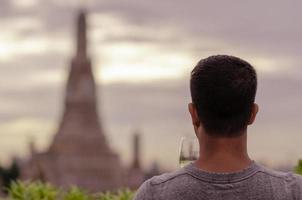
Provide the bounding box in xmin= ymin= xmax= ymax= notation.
xmin=0 ymin=160 xmax=20 ymax=192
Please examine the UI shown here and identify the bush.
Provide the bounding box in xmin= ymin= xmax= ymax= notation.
xmin=6 ymin=181 xmax=134 ymax=200
xmin=8 ymin=181 xmax=58 ymax=200
xmin=294 ymin=159 xmax=302 ymax=175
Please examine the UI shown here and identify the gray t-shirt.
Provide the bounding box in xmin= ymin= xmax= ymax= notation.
xmin=134 ymin=162 xmax=302 ymax=200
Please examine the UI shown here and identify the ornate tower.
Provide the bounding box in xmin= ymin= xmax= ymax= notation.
xmin=21 ymin=10 xmax=125 ymax=192
xmin=50 ymin=10 xmax=110 ymax=157
xmin=49 ymin=10 xmax=125 ymax=191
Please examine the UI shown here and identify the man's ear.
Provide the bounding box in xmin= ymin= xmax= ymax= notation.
xmin=188 ymin=103 xmax=200 ymax=127
xmin=248 ymin=103 xmax=259 ymax=125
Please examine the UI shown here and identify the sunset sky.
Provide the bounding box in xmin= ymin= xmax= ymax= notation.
xmin=0 ymin=0 xmax=302 ymax=169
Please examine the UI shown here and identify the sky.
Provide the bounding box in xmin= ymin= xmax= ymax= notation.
xmin=0 ymin=0 xmax=302 ymax=170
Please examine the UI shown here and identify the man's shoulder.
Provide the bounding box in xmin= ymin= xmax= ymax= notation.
xmin=256 ymin=165 xmax=302 ymax=198
xmin=134 ymin=169 xmax=190 ymax=200
xmin=259 ymin=165 xmax=302 ymax=183
xmin=149 ymin=168 xmax=188 ymax=185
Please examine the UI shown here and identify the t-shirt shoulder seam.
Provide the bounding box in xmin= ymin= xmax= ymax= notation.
xmin=258 ymin=169 xmax=292 ymax=180
xmin=184 ymin=167 xmax=290 ymax=183
xmin=150 ymin=172 xmax=187 ymax=185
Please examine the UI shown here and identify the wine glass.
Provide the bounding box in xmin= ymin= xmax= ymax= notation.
xmin=179 ymin=136 xmax=199 ymax=168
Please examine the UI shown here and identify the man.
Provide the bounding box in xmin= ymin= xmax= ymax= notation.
xmin=134 ymin=55 xmax=302 ymax=200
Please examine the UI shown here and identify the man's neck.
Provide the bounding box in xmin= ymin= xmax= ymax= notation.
xmin=195 ymin=132 xmax=252 ymax=173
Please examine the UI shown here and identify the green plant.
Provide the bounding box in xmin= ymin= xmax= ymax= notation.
xmin=97 ymin=189 xmax=134 ymax=200
xmin=64 ymin=187 xmax=92 ymax=200
xmin=6 ymin=181 xmax=135 ymax=200
xmin=8 ymin=181 xmax=58 ymax=200
xmin=294 ymin=159 xmax=302 ymax=175
xmin=116 ymin=190 xmax=135 ymax=200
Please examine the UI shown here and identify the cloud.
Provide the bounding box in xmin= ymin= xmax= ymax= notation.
xmin=87 ymin=0 xmax=302 ymax=75
xmin=3 ymin=0 xmax=301 ymax=81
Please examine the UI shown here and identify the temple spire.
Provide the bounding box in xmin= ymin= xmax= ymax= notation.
xmin=76 ymin=10 xmax=87 ymax=58
xmin=64 ymin=9 xmax=96 ymax=106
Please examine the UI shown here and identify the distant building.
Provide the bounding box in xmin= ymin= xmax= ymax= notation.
xmin=127 ymin=132 xmax=144 ymax=189
xmin=21 ymin=10 xmax=143 ymax=192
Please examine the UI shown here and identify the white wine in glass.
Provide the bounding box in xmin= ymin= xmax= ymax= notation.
xmin=179 ymin=137 xmax=199 ymax=168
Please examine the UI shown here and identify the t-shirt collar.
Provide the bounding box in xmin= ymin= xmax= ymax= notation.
xmin=183 ymin=161 xmax=262 ymax=183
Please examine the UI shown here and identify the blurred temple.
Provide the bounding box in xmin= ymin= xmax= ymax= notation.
xmin=21 ymin=10 xmax=144 ymax=192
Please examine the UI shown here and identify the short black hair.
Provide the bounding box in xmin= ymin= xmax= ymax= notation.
xmin=190 ymin=55 xmax=257 ymax=137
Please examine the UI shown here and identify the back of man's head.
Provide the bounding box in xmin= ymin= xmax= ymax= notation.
xmin=190 ymin=55 xmax=257 ymax=137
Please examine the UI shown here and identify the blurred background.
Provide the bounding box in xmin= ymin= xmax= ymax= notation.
xmin=0 ymin=0 xmax=302 ymax=191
